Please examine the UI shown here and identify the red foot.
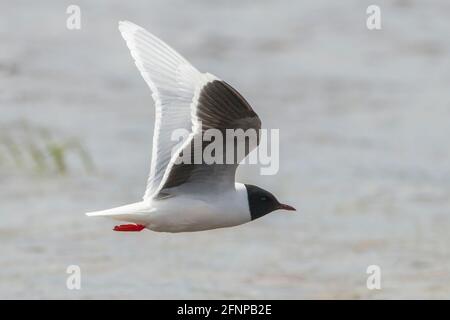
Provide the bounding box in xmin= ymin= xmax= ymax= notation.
xmin=113 ymin=224 xmax=146 ymax=232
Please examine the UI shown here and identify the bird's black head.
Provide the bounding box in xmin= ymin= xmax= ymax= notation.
xmin=245 ymin=184 xmax=296 ymax=220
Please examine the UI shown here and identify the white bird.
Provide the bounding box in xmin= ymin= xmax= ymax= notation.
xmin=85 ymin=21 xmax=295 ymax=233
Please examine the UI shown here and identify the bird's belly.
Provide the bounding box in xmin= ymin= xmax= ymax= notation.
xmin=147 ymin=196 xmax=249 ymax=233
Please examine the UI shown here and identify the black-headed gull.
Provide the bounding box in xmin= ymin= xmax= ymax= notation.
xmin=86 ymin=21 xmax=295 ymax=232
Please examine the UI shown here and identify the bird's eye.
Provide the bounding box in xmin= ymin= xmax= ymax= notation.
xmin=261 ymin=196 xmax=267 ymax=201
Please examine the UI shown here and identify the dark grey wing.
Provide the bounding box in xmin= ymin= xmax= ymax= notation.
xmin=155 ymin=79 xmax=261 ymax=196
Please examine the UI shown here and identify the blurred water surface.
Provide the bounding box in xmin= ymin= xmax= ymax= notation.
xmin=1 ymin=0 xmax=449 ymax=298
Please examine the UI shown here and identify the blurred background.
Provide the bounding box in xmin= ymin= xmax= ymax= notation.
xmin=1 ymin=0 xmax=449 ymax=299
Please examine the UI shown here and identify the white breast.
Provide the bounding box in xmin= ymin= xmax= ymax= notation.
xmin=147 ymin=183 xmax=251 ymax=232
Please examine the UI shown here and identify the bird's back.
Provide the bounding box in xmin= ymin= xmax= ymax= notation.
xmin=147 ymin=183 xmax=251 ymax=232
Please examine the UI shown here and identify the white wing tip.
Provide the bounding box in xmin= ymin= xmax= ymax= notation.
xmin=118 ymin=20 xmax=142 ymax=34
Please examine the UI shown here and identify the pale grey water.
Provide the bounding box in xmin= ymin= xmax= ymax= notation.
xmin=1 ymin=0 xmax=449 ymax=299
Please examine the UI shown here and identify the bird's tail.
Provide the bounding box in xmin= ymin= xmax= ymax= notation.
xmin=85 ymin=201 xmax=151 ymax=223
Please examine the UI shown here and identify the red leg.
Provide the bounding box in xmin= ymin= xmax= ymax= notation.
xmin=113 ymin=224 xmax=146 ymax=232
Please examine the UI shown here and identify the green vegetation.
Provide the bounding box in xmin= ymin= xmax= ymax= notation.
xmin=0 ymin=121 xmax=94 ymax=175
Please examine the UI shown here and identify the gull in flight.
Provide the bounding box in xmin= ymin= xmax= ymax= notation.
xmin=86 ymin=21 xmax=295 ymax=232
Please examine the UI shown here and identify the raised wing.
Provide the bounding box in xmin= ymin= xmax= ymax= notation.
xmin=156 ymin=80 xmax=261 ymax=196
xmin=118 ymin=21 xmax=212 ymax=199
